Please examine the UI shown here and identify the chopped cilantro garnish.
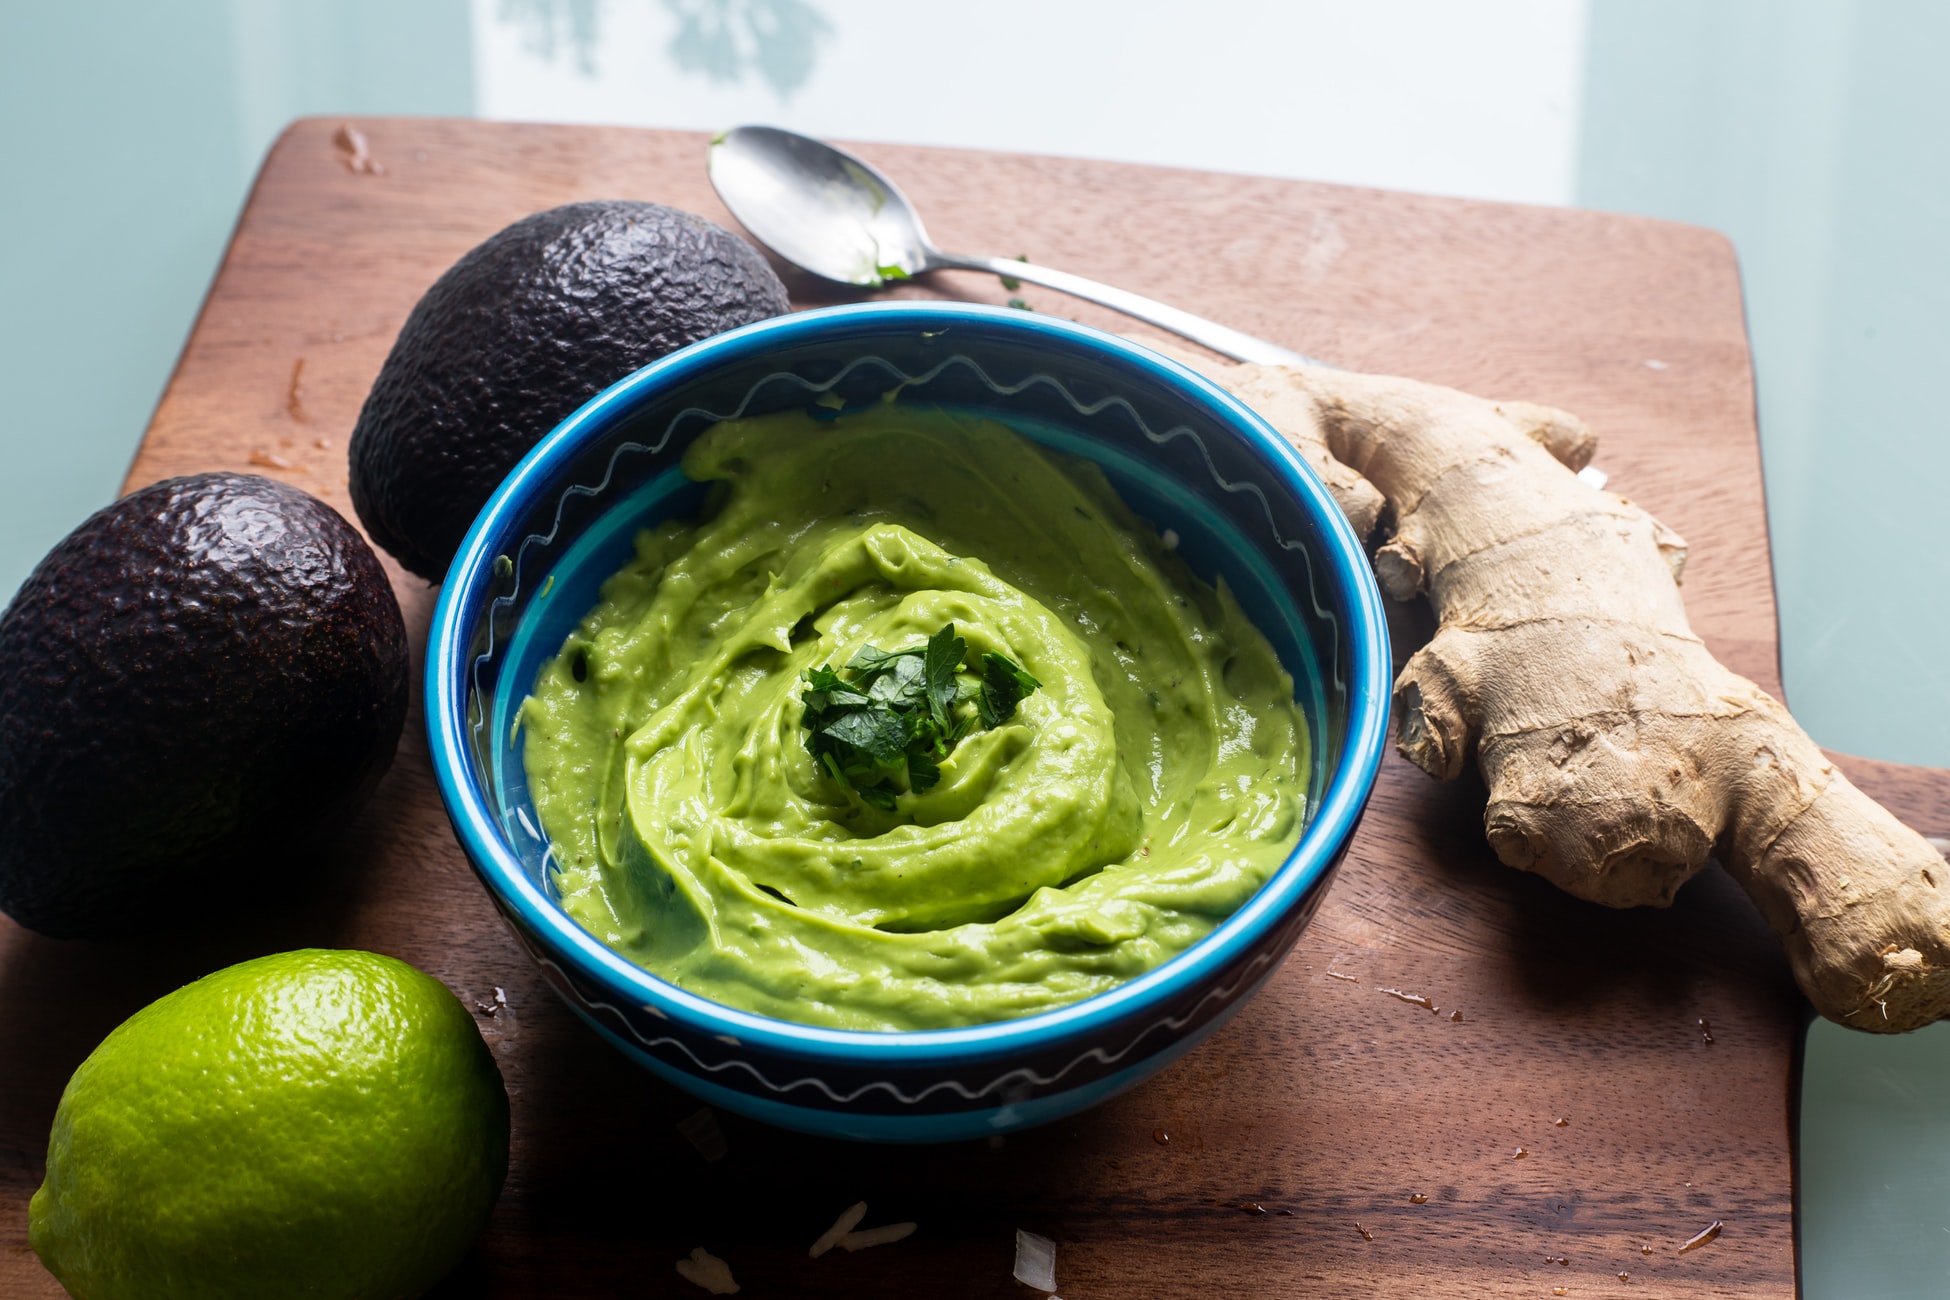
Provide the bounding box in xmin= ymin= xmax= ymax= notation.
xmin=976 ymin=652 xmax=1041 ymax=729
xmin=874 ymin=263 xmax=911 ymax=283
xmin=999 ymin=252 xmax=1029 ymax=291
xmin=800 ymin=623 xmax=1040 ymax=810
xmin=1007 ymin=297 xmax=1033 ymax=311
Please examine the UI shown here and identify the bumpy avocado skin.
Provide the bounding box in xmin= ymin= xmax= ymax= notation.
xmin=0 ymin=474 xmax=409 ymax=937
xmin=348 ymin=201 xmax=792 ymax=580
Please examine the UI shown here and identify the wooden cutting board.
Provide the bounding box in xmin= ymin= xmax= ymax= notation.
xmin=5 ymin=117 xmax=1948 ymax=1299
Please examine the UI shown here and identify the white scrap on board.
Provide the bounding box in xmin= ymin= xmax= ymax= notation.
xmin=809 ymin=1201 xmax=869 ymax=1258
xmin=1014 ymin=1228 xmax=1058 ymax=1292
xmin=840 ymin=1221 xmax=917 ymax=1251
xmin=675 ymin=1246 xmax=739 ymax=1294
xmin=675 ymin=1106 xmax=729 ymax=1163
xmin=1677 ymin=1219 xmax=1726 ymax=1254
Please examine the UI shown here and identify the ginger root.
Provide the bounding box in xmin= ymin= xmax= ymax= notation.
xmin=1148 ymin=338 xmax=1950 ymax=1031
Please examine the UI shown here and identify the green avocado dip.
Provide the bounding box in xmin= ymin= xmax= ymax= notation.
xmin=519 ymin=401 xmax=1309 ymax=1031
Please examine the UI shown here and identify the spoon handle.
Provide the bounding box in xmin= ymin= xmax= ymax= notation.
xmin=928 ymin=251 xmax=1324 ymax=368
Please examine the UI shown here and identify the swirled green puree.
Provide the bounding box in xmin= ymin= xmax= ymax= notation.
xmin=519 ymin=402 xmax=1308 ymax=1031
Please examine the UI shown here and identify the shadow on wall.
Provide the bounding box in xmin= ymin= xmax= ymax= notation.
xmin=498 ymin=0 xmax=834 ymax=97
xmin=498 ymin=0 xmax=604 ymax=74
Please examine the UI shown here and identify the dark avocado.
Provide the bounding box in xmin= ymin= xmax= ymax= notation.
xmin=348 ymin=201 xmax=792 ymax=580
xmin=0 ymin=473 xmax=409 ymax=938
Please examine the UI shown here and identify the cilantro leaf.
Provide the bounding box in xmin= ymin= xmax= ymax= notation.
xmin=907 ymin=748 xmax=941 ymax=794
xmin=868 ymin=654 xmax=928 ymax=709
xmin=820 ymin=707 xmax=907 ymax=768
xmin=978 ymin=652 xmax=1041 ymax=727
xmin=801 ymin=625 xmax=1040 ymax=812
xmin=846 ymin=643 xmax=915 ymax=674
xmin=923 ymin=624 xmax=965 ymax=731
xmin=801 ymin=663 xmax=870 ymax=712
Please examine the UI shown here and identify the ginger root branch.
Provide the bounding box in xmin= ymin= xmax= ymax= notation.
xmin=1146 ymin=337 xmax=1950 ymax=1031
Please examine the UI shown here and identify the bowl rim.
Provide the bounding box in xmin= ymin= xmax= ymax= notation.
xmin=426 ymin=300 xmax=1390 ymax=1065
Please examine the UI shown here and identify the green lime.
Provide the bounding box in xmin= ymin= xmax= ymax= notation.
xmin=28 ymin=949 xmax=509 ymax=1300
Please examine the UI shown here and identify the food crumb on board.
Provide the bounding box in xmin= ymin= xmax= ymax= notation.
xmin=248 ymin=448 xmax=299 ymax=472
xmin=1677 ymin=1219 xmax=1725 ymax=1254
xmin=1552 ymin=1289 xmax=1568 ymax=1297
xmin=1376 ymin=986 xmax=1438 ymax=1012
xmin=1543 ymin=1255 xmax=1567 ymax=1266
xmin=1408 ymin=1194 xmax=1428 ymax=1204
xmin=1240 ymin=1202 xmax=1267 ymax=1216
xmin=676 ymin=1107 xmax=728 ymax=1163
xmin=675 ymin=1246 xmax=738 ymax=1294
xmin=1153 ymin=1128 xmax=1170 ymax=1145
xmin=809 ymin=1201 xmax=867 ymax=1258
xmin=839 ymin=1221 xmax=917 ymax=1252
xmin=333 ymin=123 xmax=385 ymax=175
xmin=1697 ymin=1017 xmax=1715 ymax=1045
xmin=1513 ymin=1147 xmax=1528 ymax=1159
xmin=1014 ymin=1229 xmax=1058 ymax=1292
xmin=1553 ymin=1116 xmax=1569 ymax=1127
xmin=1325 ymin=971 xmax=1359 ymax=983
xmin=1354 ymin=1222 xmax=1374 ymax=1242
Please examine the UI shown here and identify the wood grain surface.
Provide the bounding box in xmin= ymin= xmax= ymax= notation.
xmin=5 ymin=116 xmax=1949 ymax=1299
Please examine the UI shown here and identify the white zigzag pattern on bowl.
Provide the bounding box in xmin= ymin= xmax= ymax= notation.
xmin=467 ymin=350 xmax=1347 ymax=761
xmin=523 ymin=940 xmax=1279 ymax=1107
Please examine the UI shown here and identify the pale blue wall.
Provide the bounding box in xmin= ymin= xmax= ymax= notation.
xmin=1579 ymin=0 xmax=1950 ymax=770
xmin=0 ymin=0 xmax=474 ymax=600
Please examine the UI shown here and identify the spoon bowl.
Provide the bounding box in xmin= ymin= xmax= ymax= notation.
xmin=708 ymin=125 xmax=933 ymax=285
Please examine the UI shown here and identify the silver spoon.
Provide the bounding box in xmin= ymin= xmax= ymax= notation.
xmin=705 ymin=129 xmax=1620 ymax=494
xmin=707 ymin=125 xmax=1324 ymax=368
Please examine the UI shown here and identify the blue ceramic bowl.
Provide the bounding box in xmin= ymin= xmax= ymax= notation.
xmin=426 ymin=302 xmax=1390 ymax=1142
